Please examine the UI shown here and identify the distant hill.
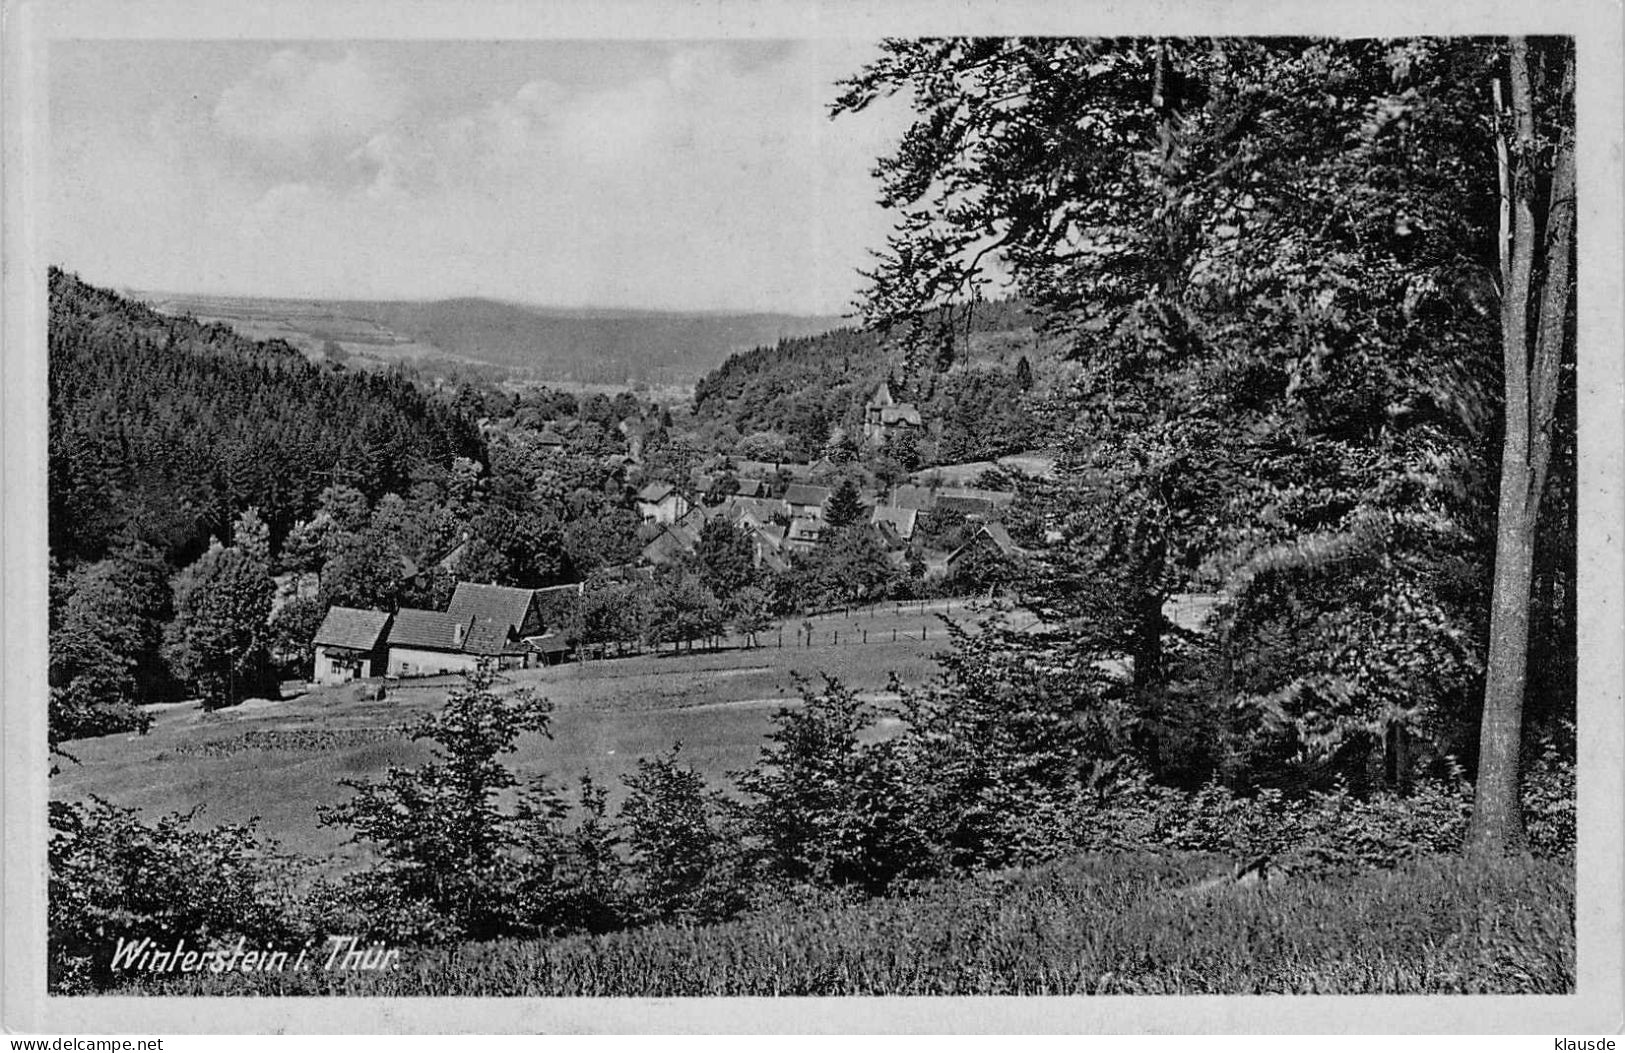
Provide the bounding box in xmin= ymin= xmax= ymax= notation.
xmin=352 ymin=299 xmax=848 ymax=387
xmin=135 ymin=290 xmax=846 ymax=388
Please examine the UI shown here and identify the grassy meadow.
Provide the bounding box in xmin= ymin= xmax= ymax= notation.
xmin=50 ymin=601 xmax=978 ymax=872
xmin=139 ymin=851 xmax=1574 ymax=996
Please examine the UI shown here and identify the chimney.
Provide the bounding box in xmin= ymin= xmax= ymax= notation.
xmin=454 ymin=618 xmax=470 ymax=647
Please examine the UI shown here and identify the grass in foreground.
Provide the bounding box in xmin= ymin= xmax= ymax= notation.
xmin=140 ymin=851 xmax=1573 ymax=996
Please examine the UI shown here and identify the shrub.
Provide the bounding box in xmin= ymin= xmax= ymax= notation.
xmin=619 ymin=747 xmax=748 ymax=925
xmin=734 ymin=677 xmax=922 ymax=892
xmin=318 ymin=665 xmax=554 ymax=943
xmin=48 ymin=797 xmax=305 ymax=993
xmin=507 ymin=774 xmax=630 ymax=938
xmin=1069 ymin=757 xmax=1571 ymax=874
xmin=1522 ymin=725 xmax=1577 ymax=858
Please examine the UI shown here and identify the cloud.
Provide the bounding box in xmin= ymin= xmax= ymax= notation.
xmin=53 ymin=41 xmax=908 ymax=313
xmin=214 ymin=49 xmax=403 ymax=160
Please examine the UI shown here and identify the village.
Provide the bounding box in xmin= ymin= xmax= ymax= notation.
xmin=308 ymin=382 xmax=1037 ymax=686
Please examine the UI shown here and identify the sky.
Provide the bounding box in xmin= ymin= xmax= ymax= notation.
xmin=48 ymin=40 xmax=911 ymax=314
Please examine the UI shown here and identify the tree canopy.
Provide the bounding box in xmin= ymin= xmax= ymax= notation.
xmin=835 ymin=37 xmax=1574 ymax=819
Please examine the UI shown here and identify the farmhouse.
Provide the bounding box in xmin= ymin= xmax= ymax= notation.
xmin=785 ymin=518 xmax=824 ymax=551
xmin=385 ymin=609 xmax=527 ymax=676
xmin=862 ymin=382 xmax=923 ymax=445
xmin=943 ymin=521 xmax=1026 ymax=579
xmin=637 ymin=483 xmax=691 ymax=525
xmin=869 ymin=504 xmax=918 ymax=542
xmin=382 ymin=583 xmax=553 ymax=677
xmin=783 ymin=483 xmax=832 ymax=521
xmin=715 ymin=494 xmax=790 ymax=526
xmin=311 ymin=606 xmax=392 ymax=685
xmin=446 ymin=582 xmax=546 ymax=639
xmin=641 ymin=520 xmax=703 ymax=566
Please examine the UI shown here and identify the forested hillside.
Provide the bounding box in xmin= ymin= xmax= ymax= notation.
xmin=49 ymin=268 xmax=484 ymax=567
xmin=691 ymin=299 xmax=1049 ymax=462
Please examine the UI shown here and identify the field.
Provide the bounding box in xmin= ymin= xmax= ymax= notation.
xmin=50 ymin=600 xmax=990 ymax=873
xmin=138 ymin=850 xmax=1574 ymax=996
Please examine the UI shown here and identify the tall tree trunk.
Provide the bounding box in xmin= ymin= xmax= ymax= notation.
xmin=1467 ymin=38 xmax=1576 ymax=857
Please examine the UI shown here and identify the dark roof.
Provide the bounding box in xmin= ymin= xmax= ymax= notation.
xmin=735 ymin=478 xmax=765 ymax=498
xmin=387 ymin=608 xmax=525 ymax=656
xmin=939 ymin=486 xmax=1015 ymax=506
xmin=948 ymin=522 xmax=1025 ymax=565
xmin=387 ymin=608 xmax=468 ymax=652
xmin=642 ymin=522 xmax=701 ymax=565
xmin=446 ymin=583 xmax=537 ymax=634
xmin=638 ymin=483 xmax=675 ymax=503
xmin=462 ymin=618 xmax=524 ymax=656
xmin=935 ymin=495 xmax=992 ymax=515
xmin=870 ymin=505 xmax=918 ymax=539
xmin=721 ymin=495 xmax=790 ymax=524
xmin=981 ymin=521 xmax=1020 ymax=553
xmin=313 ymin=607 xmax=392 ymax=651
xmin=890 ymin=485 xmax=937 ymax=511
xmin=879 ymin=405 xmax=922 ymax=426
xmin=783 ymin=483 xmax=831 ymax=508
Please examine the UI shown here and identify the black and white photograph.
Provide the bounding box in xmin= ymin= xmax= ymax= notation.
xmin=3 ymin=0 xmax=1622 ymax=1036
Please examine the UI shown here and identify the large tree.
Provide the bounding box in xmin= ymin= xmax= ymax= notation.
xmin=164 ymin=511 xmax=278 ymax=709
xmin=1467 ymin=37 xmax=1576 ymax=856
xmin=834 ymin=39 xmax=1566 ymax=799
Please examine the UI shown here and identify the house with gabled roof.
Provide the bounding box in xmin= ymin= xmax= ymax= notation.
xmin=870 ymin=504 xmax=919 ymax=543
xmin=446 ymin=582 xmax=545 ymax=639
xmin=312 ymin=606 xmax=393 ymax=685
xmin=785 ymin=518 xmax=824 ymax=551
xmin=385 ymin=608 xmax=531 ymax=677
xmin=637 ymin=482 xmax=691 ymax=525
xmin=717 ymin=494 xmax=791 ymax=527
xmin=943 ymin=521 xmax=1027 ymax=581
xmin=783 ymin=483 xmax=832 ymax=520
xmin=380 ymin=583 xmax=554 ymax=677
xmin=641 ymin=520 xmax=702 ymax=566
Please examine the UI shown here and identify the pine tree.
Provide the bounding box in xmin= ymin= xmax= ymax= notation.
xmin=823 ymin=478 xmax=865 ymax=530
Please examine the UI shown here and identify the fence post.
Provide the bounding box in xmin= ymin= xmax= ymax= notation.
xmin=834 ymin=630 xmax=838 ymax=646
xmin=892 ymin=628 xmax=897 ymax=643
xmin=862 ymin=629 xmax=867 ymax=644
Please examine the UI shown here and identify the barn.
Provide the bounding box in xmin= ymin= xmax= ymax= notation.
xmin=311 ymin=607 xmax=393 ymax=685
